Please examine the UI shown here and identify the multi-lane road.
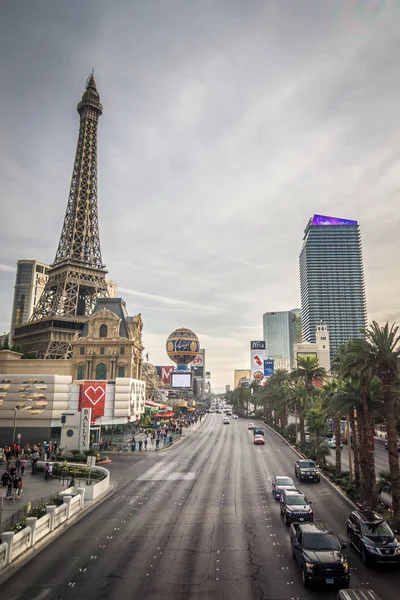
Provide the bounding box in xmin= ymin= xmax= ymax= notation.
xmin=1 ymin=414 xmax=399 ymax=600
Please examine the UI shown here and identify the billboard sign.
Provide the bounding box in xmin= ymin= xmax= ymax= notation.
xmin=250 ymin=341 xmax=265 ymax=380
xmin=79 ymin=381 xmax=106 ymax=418
xmin=263 ymin=359 xmax=274 ymax=377
xmin=191 ymin=349 xmax=204 ymax=367
xmin=171 ymin=372 xmax=192 ymax=389
xmin=156 ymin=366 xmax=174 ymax=385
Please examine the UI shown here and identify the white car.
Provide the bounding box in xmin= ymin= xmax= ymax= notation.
xmin=223 ymin=418 xmax=230 ymax=424
xmin=232 ymin=414 xmax=238 ymax=419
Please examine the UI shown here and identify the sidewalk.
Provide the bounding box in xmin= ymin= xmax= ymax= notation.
xmin=0 ymin=467 xmax=67 ymax=530
xmin=99 ymin=416 xmax=207 ymax=455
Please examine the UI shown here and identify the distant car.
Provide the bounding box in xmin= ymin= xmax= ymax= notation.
xmin=385 ymin=441 xmax=400 ymax=452
xmin=254 ymin=434 xmax=265 ymax=445
xmin=232 ymin=414 xmax=238 ymax=419
xmin=253 ymin=428 xmax=264 ymax=437
xmin=223 ymin=418 xmax=230 ymax=425
xmin=328 ymin=437 xmax=343 ymax=449
xmin=248 ymin=423 xmax=255 ymax=430
xmin=272 ymin=475 xmax=298 ymax=499
xmin=347 ymin=510 xmax=400 ymax=566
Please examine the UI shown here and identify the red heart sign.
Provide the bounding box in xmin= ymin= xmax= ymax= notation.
xmin=84 ymin=386 xmax=106 ymax=405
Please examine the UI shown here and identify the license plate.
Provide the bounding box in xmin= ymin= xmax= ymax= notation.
xmin=325 ymin=578 xmax=334 ymax=584
xmin=308 ymin=475 xmax=313 ymax=478
xmin=299 ymin=517 xmax=304 ymax=521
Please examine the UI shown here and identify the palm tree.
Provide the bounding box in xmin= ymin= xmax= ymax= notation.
xmin=286 ymin=379 xmax=310 ymax=445
xmin=292 ymin=356 xmax=326 ymax=445
xmin=341 ymin=322 xmax=400 ymax=521
xmin=322 ymin=378 xmax=343 ymax=474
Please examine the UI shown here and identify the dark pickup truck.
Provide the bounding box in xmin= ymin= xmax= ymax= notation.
xmin=294 ymin=459 xmax=320 ymax=482
xmin=290 ymin=522 xmax=350 ymax=588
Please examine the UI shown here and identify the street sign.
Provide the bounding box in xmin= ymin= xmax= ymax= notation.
xmin=87 ymin=456 xmax=96 ymax=468
xmin=17 ymin=433 xmax=21 ymax=440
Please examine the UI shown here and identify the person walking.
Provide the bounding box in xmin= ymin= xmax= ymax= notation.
xmin=1 ymin=470 xmax=10 ymax=488
xmin=15 ymin=457 xmax=21 ymax=476
xmin=20 ymin=458 xmax=27 ymax=476
xmin=138 ymin=439 xmax=143 ymax=451
xmin=156 ymin=438 xmax=160 ymax=451
xmin=31 ymin=457 xmax=38 ymax=475
xmin=7 ymin=476 xmax=13 ymax=499
xmin=144 ymin=438 xmax=148 ymax=451
xmin=12 ymin=476 xmax=19 ymax=500
xmin=17 ymin=477 xmax=23 ymax=498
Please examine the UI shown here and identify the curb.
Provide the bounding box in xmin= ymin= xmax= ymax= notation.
xmin=262 ymin=421 xmax=358 ymax=511
xmin=0 ymin=482 xmax=115 ymax=587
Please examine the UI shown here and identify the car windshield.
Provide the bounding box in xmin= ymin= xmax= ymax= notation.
xmin=303 ymin=534 xmax=339 ymax=550
xmin=360 ymin=521 xmax=393 ymax=537
xmin=276 ymin=477 xmax=293 ymax=486
xmin=287 ymin=495 xmax=308 ymax=505
xmin=300 ymin=461 xmax=315 ymax=468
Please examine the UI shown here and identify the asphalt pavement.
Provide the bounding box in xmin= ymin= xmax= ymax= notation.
xmin=0 ymin=414 xmax=399 ymax=600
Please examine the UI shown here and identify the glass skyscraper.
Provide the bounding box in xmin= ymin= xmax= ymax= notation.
xmin=299 ymin=214 xmax=367 ymax=360
xmin=263 ymin=309 xmax=301 ymax=370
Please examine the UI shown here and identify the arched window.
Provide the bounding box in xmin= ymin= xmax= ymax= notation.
xmin=99 ymin=324 xmax=108 ymax=338
xmin=95 ymin=363 xmax=107 ymax=380
xmin=77 ymin=365 xmax=85 ymax=380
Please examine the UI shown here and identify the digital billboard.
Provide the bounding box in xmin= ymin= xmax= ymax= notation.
xmin=250 ymin=341 xmax=265 ymax=380
xmin=312 ymin=214 xmax=357 ymax=227
xmin=171 ymin=372 xmax=192 ymax=389
xmin=263 ymin=359 xmax=274 ymax=377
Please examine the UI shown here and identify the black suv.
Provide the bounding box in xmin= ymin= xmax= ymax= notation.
xmin=280 ymin=489 xmax=313 ymax=525
xmin=347 ymin=510 xmax=400 ymax=566
xmin=295 ymin=459 xmax=320 ymax=482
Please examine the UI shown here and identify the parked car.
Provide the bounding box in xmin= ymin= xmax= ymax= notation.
xmin=328 ymin=437 xmax=343 ymax=449
xmin=385 ymin=440 xmax=400 ymax=452
xmin=254 ymin=434 xmax=265 ymax=445
xmin=272 ymin=475 xmax=297 ymax=499
xmin=295 ymin=459 xmax=320 ymax=482
xmin=280 ymin=489 xmax=313 ymax=525
xmin=291 ymin=522 xmax=350 ymax=588
xmin=346 ymin=510 xmax=400 ymax=566
xmin=248 ymin=423 xmax=255 ymax=430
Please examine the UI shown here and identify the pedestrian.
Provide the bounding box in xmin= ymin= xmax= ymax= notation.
xmin=156 ymin=438 xmax=160 ymax=451
xmin=7 ymin=477 xmax=13 ymax=499
xmin=144 ymin=438 xmax=148 ymax=451
xmin=1 ymin=471 xmax=10 ymax=488
xmin=139 ymin=440 xmax=143 ymax=451
xmin=15 ymin=457 xmax=21 ymax=476
xmin=9 ymin=464 xmax=17 ymax=478
xmin=20 ymin=458 xmax=27 ymax=476
xmin=99 ymin=439 xmax=104 ymax=452
xmin=17 ymin=477 xmax=23 ymax=498
xmin=12 ymin=476 xmax=19 ymax=500
xmin=68 ymin=476 xmax=75 ymax=488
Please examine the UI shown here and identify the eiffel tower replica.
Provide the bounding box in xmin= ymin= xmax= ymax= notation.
xmin=13 ymin=74 xmax=109 ymax=359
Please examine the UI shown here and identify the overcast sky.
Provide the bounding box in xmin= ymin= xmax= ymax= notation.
xmin=1 ymin=1 xmax=400 ymax=390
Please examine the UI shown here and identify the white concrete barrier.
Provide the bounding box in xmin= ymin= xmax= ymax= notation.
xmin=0 ymin=465 xmax=110 ymax=573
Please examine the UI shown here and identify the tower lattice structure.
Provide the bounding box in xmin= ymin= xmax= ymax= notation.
xmin=13 ymin=74 xmax=109 ymax=359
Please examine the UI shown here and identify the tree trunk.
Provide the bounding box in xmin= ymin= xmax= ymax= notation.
xmin=299 ymin=414 xmax=306 ymax=446
xmin=383 ymin=380 xmax=400 ymax=526
xmin=350 ymin=410 xmax=360 ymax=489
xmin=358 ymin=407 xmax=376 ymax=508
xmin=334 ymin=414 xmax=342 ymax=474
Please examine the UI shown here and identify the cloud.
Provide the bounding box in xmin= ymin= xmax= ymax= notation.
xmin=1 ymin=1 xmax=400 ymax=387
xmin=0 ymin=264 xmax=16 ymax=273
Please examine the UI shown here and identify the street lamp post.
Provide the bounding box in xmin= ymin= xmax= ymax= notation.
xmin=12 ymin=408 xmax=18 ymax=447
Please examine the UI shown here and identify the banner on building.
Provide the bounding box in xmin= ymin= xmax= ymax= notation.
xmin=60 ymin=407 xmax=91 ymax=453
xmin=250 ymin=341 xmax=265 ymax=381
xmin=156 ymin=366 xmax=174 ymax=385
xmin=79 ymin=381 xmax=106 ymax=419
xmin=263 ymin=359 xmax=274 ymax=377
